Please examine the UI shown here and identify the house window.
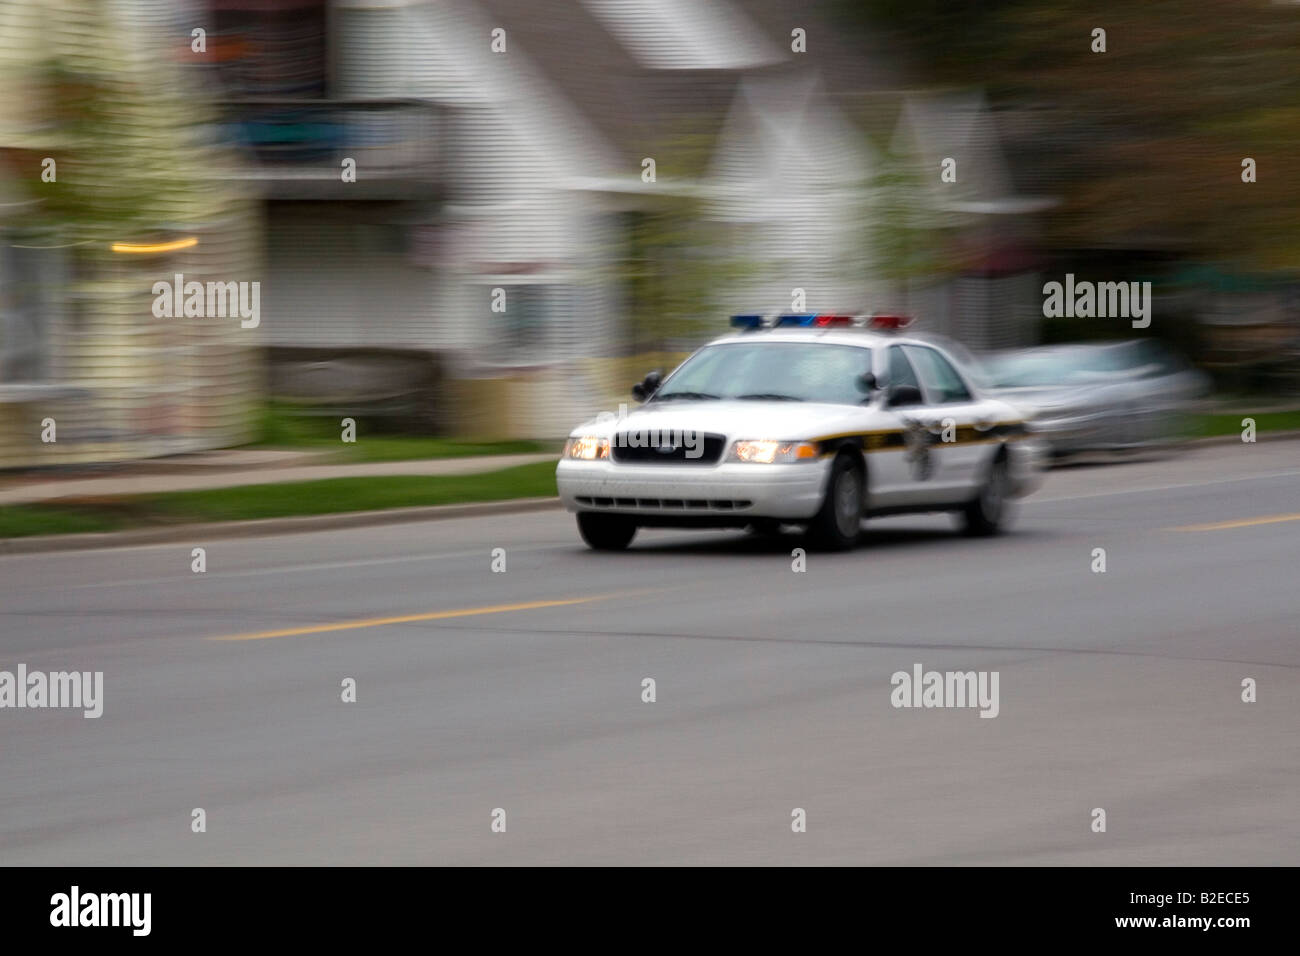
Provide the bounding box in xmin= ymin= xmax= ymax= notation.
xmin=0 ymin=243 xmax=49 ymax=382
xmin=493 ymin=284 xmax=549 ymax=365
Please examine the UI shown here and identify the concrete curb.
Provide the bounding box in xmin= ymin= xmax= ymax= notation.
xmin=0 ymin=497 xmax=564 ymax=555
xmin=100 ymin=451 xmax=339 ymax=475
xmin=1182 ymin=428 xmax=1300 ymax=448
xmin=0 ymin=452 xmax=559 ymax=506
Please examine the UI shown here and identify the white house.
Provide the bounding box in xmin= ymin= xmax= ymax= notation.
xmin=186 ymin=0 xmax=1038 ymax=437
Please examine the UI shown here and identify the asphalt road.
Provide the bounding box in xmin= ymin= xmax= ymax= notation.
xmin=1 ymin=442 xmax=1297 ymax=865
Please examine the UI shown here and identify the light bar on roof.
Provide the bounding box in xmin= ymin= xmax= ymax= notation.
xmin=729 ymin=314 xmax=765 ymax=329
xmin=868 ymin=313 xmax=914 ymax=331
xmin=774 ymin=313 xmax=856 ymax=328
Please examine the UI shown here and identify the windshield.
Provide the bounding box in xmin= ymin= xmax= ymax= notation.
xmin=1088 ymin=341 xmax=1188 ymax=376
xmin=653 ymin=342 xmax=873 ymax=405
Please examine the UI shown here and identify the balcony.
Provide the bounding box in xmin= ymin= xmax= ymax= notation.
xmin=216 ymin=98 xmax=447 ymax=200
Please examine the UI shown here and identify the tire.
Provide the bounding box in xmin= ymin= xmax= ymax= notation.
xmin=807 ymin=452 xmax=864 ymax=551
xmin=576 ymin=512 xmax=637 ymax=551
xmin=960 ymin=449 xmax=1012 ymax=536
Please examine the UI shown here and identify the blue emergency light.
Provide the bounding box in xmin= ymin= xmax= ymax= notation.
xmin=774 ymin=313 xmax=817 ymax=327
xmin=729 ymin=314 xmax=765 ymax=330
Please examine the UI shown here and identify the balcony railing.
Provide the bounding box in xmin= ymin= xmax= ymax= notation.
xmin=217 ymin=98 xmax=446 ymax=196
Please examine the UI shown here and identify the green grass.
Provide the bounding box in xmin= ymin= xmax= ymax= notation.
xmin=1184 ymin=409 xmax=1300 ymax=438
xmin=0 ymin=461 xmax=558 ymax=539
xmin=0 ymin=506 xmax=129 ymax=538
xmin=250 ymin=404 xmax=553 ymax=462
xmin=318 ymin=436 xmax=553 ymax=463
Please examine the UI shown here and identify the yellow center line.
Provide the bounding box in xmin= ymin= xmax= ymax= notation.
xmin=1169 ymin=513 xmax=1300 ymax=532
xmin=210 ymin=595 xmax=610 ymax=642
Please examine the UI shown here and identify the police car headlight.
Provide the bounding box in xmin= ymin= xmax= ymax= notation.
xmin=564 ymin=436 xmax=609 ymax=460
xmin=729 ymin=440 xmax=819 ymax=464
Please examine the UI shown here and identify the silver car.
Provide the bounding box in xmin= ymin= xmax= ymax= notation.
xmin=983 ymin=340 xmax=1210 ymax=457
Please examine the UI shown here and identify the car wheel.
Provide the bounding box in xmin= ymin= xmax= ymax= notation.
xmin=960 ymin=450 xmax=1011 ymax=536
xmin=576 ymin=512 xmax=637 ymax=551
xmin=807 ymin=453 xmax=863 ymax=551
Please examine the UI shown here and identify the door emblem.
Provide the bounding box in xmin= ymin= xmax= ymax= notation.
xmin=902 ymin=419 xmax=934 ymax=481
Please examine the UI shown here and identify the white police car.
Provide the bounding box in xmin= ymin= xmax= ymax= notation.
xmin=557 ymin=314 xmax=1046 ymax=551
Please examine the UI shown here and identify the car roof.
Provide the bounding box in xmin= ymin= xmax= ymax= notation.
xmin=989 ymin=341 xmax=1154 ymax=358
xmin=986 ymin=344 xmax=1097 ymax=360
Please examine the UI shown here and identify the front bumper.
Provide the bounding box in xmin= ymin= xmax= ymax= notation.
xmin=556 ymin=458 xmax=830 ymax=521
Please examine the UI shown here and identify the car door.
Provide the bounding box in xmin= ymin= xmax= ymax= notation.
xmin=899 ymin=344 xmax=987 ymax=501
xmin=870 ymin=345 xmax=931 ymax=507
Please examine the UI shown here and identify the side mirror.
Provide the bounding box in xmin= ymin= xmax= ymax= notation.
xmin=887 ymin=383 xmax=923 ymax=408
xmin=631 ymin=370 xmax=662 ymax=402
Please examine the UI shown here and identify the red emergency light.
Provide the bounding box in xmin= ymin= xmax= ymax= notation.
xmin=868 ymin=313 xmax=913 ymax=331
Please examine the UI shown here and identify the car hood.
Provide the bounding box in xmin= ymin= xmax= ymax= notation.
xmin=571 ymin=400 xmax=869 ymax=440
xmin=986 ymin=385 xmax=1100 ymax=414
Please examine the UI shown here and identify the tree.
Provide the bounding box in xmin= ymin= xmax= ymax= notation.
xmin=833 ymin=0 xmax=1300 ymax=270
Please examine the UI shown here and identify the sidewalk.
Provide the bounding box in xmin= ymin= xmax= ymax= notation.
xmin=0 ymin=451 xmax=557 ymax=507
xmin=1193 ymin=397 xmax=1300 ymax=414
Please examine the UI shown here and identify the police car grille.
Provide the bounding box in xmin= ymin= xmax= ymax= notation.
xmin=610 ymin=433 xmax=726 ymax=464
